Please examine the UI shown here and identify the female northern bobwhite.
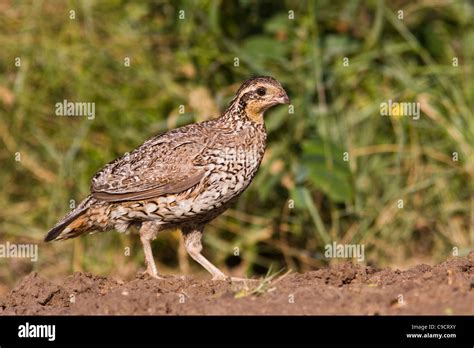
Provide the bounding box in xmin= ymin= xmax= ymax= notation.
xmin=45 ymin=76 xmax=289 ymax=280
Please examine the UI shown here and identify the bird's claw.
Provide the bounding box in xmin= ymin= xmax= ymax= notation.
xmin=141 ymin=269 xmax=164 ymax=280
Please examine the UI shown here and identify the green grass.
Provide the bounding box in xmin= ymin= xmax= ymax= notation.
xmin=0 ymin=0 xmax=473 ymax=287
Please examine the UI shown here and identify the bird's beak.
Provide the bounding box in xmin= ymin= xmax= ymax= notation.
xmin=275 ymin=91 xmax=290 ymax=104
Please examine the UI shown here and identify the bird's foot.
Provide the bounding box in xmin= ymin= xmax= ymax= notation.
xmin=211 ymin=273 xmax=228 ymax=281
xmin=210 ymin=274 xmax=254 ymax=283
xmin=140 ymin=269 xmax=165 ymax=280
xmin=229 ymin=276 xmax=255 ymax=282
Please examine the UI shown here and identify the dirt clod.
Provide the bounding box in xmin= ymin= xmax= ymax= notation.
xmin=1 ymin=255 xmax=472 ymax=315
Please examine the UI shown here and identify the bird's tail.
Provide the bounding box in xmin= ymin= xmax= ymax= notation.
xmin=44 ymin=195 xmax=98 ymax=242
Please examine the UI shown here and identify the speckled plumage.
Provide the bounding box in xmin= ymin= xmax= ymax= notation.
xmin=45 ymin=76 xmax=289 ymax=280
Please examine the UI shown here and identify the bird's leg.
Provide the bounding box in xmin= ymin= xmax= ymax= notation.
xmin=139 ymin=221 xmax=163 ymax=279
xmin=182 ymin=226 xmax=227 ymax=281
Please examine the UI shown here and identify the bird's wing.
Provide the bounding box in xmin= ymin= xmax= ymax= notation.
xmin=90 ymin=124 xmax=211 ymax=202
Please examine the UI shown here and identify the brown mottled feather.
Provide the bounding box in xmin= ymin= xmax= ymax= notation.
xmin=90 ymin=124 xmax=211 ymax=196
xmin=92 ymin=171 xmax=206 ymax=202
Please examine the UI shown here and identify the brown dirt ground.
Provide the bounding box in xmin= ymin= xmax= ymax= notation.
xmin=1 ymin=253 xmax=472 ymax=315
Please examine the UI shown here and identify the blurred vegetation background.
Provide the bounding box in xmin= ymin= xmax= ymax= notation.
xmin=0 ymin=0 xmax=473 ymax=291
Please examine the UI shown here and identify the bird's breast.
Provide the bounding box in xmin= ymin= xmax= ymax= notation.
xmin=124 ymin=126 xmax=267 ymax=225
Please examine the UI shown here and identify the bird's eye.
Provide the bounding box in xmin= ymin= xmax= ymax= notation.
xmin=256 ymin=87 xmax=266 ymax=96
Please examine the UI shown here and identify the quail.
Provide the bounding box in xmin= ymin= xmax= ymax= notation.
xmin=45 ymin=76 xmax=290 ymax=280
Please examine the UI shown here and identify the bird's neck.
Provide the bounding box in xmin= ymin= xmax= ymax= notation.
xmin=220 ymin=99 xmax=265 ymax=126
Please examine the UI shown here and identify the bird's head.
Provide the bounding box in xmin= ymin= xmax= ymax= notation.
xmin=232 ymin=76 xmax=290 ymax=123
